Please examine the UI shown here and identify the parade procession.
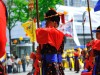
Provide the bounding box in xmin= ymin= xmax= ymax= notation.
xmin=0 ymin=0 xmax=100 ymax=75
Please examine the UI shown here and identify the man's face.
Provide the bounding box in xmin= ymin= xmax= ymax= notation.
xmin=96 ymin=32 xmax=100 ymax=39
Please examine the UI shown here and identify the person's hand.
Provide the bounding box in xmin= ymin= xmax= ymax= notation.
xmin=93 ymin=57 xmax=95 ymax=64
xmin=38 ymin=61 xmax=42 ymax=67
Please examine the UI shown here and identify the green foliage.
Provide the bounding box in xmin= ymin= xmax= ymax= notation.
xmin=36 ymin=0 xmax=64 ymax=21
xmin=7 ymin=0 xmax=29 ymax=30
xmin=7 ymin=0 xmax=64 ymax=30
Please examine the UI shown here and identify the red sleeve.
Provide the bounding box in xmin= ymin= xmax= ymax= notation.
xmin=30 ymin=52 xmax=36 ymax=60
xmin=0 ymin=1 xmax=7 ymax=58
xmin=36 ymin=28 xmax=64 ymax=50
xmin=74 ymin=52 xmax=79 ymax=56
xmin=92 ymin=40 xmax=100 ymax=51
xmin=84 ymin=59 xmax=89 ymax=69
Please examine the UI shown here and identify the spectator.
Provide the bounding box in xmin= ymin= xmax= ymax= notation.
xmin=21 ymin=54 xmax=26 ymax=72
xmin=36 ymin=8 xmax=65 ymax=75
xmin=15 ymin=55 xmax=21 ymax=73
xmin=7 ymin=56 xmax=13 ymax=73
xmin=26 ymin=54 xmax=30 ymax=67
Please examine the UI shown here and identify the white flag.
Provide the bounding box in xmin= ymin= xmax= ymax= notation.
xmin=59 ymin=19 xmax=73 ymax=37
xmin=72 ymin=17 xmax=80 ymax=46
xmin=59 ymin=19 xmax=80 ymax=46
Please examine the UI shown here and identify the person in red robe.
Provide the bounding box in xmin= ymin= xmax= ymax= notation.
xmin=84 ymin=42 xmax=94 ymax=72
xmin=30 ymin=52 xmax=36 ymax=69
xmin=0 ymin=0 xmax=7 ymax=60
xmin=30 ymin=48 xmax=41 ymax=75
xmin=36 ymin=8 xmax=65 ymax=75
xmin=91 ymin=40 xmax=100 ymax=75
xmin=91 ymin=26 xmax=100 ymax=75
xmin=74 ymin=48 xmax=80 ymax=73
xmin=81 ymin=44 xmax=93 ymax=75
xmin=33 ymin=53 xmax=41 ymax=75
xmin=81 ymin=26 xmax=100 ymax=75
xmin=0 ymin=0 xmax=7 ymax=75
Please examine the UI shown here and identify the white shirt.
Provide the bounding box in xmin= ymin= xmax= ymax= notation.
xmin=7 ymin=58 xmax=13 ymax=65
xmin=15 ymin=58 xmax=21 ymax=64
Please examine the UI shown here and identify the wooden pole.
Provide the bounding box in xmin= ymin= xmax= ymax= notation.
xmin=35 ymin=0 xmax=42 ymax=75
xmin=36 ymin=0 xmax=40 ymax=28
xmin=87 ymin=0 xmax=93 ymax=40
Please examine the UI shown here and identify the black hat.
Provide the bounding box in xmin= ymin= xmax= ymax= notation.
xmin=44 ymin=8 xmax=60 ymax=25
xmin=92 ymin=26 xmax=100 ymax=32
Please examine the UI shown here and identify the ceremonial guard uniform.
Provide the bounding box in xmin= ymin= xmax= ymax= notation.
xmin=81 ymin=26 xmax=100 ymax=75
xmin=36 ymin=9 xmax=65 ymax=75
xmin=0 ymin=0 xmax=7 ymax=75
xmin=74 ymin=48 xmax=80 ymax=73
xmin=92 ymin=40 xmax=100 ymax=75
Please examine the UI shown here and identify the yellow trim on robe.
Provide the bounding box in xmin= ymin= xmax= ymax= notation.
xmin=0 ymin=53 xmax=6 ymax=62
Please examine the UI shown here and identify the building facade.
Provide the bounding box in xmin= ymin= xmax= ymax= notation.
xmin=6 ymin=0 xmax=99 ymax=56
xmin=64 ymin=0 xmax=98 ymax=7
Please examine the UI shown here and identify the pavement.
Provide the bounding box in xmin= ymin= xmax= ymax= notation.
xmin=8 ymin=64 xmax=32 ymax=75
xmin=64 ymin=69 xmax=82 ymax=75
xmin=8 ymin=64 xmax=82 ymax=75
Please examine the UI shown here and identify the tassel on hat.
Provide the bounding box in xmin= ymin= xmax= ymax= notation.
xmin=60 ymin=11 xmax=68 ymax=24
xmin=61 ymin=14 xmax=65 ymax=24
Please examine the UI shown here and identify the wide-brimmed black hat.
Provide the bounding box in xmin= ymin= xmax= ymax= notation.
xmin=92 ymin=26 xmax=100 ymax=33
xmin=44 ymin=8 xmax=60 ymax=25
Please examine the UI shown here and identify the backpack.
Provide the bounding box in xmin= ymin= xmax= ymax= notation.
xmin=18 ymin=60 xmax=22 ymax=65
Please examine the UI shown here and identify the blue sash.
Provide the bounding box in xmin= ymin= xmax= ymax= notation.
xmin=82 ymin=70 xmax=88 ymax=73
xmin=42 ymin=54 xmax=62 ymax=75
xmin=57 ymin=54 xmax=62 ymax=63
xmin=93 ymin=55 xmax=100 ymax=75
xmin=45 ymin=54 xmax=58 ymax=63
xmin=75 ymin=56 xmax=78 ymax=60
xmin=42 ymin=54 xmax=62 ymax=63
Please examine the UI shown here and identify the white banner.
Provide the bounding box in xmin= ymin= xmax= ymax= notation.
xmin=58 ymin=18 xmax=80 ymax=46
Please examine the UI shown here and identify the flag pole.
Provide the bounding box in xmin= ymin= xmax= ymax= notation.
xmin=36 ymin=0 xmax=42 ymax=75
xmin=36 ymin=0 xmax=40 ymax=28
xmin=86 ymin=0 xmax=93 ymax=40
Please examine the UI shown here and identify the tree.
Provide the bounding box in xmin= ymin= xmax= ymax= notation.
xmin=33 ymin=0 xmax=64 ymax=20
xmin=7 ymin=0 xmax=64 ymax=53
xmin=7 ymin=0 xmax=29 ymax=53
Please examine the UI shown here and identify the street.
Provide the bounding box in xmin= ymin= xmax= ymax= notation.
xmin=8 ymin=69 xmax=82 ymax=75
xmin=8 ymin=64 xmax=82 ymax=75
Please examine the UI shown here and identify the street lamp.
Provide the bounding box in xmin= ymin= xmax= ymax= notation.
xmin=82 ymin=11 xmax=86 ymax=47
xmin=82 ymin=7 xmax=92 ymax=47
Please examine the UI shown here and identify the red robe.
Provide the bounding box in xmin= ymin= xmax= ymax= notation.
xmin=33 ymin=53 xmax=41 ymax=75
xmin=92 ymin=40 xmax=100 ymax=51
xmin=0 ymin=0 xmax=7 ymax=59
xmin=85 ymin=50 xmax=94 ymax=70
xmin=81 ymin=57 xmax=93 ymax=75
xmin=81 ymin=72 xmax=92 ymax=75
xmin=30 ymin=52 xmax=41 ymax=75
xmin=30 ymin=52 xmax=36 ymax=60
xmin=36 ymin=27 xmax=64 ymax=50
xmin=74 ymin=51 xmax=79 ymax=57
xmin=81 ymin=41 xmax=95 ymax=75
xmin=33 ymin=59 xmax=40 ymax=75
